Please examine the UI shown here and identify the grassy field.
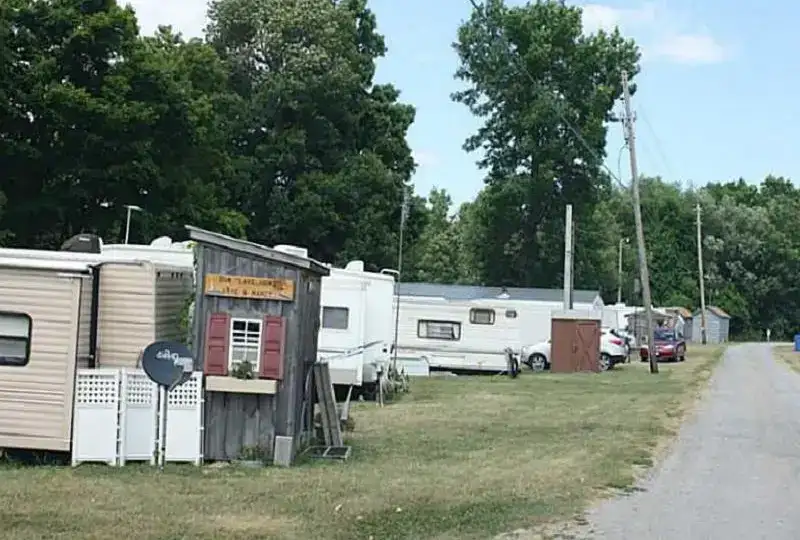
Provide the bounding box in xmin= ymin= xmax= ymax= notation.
xmin=0 ymin=346 xmax=723 ymax=540
xmin=773 ymin=344 xmax=799 ymax=372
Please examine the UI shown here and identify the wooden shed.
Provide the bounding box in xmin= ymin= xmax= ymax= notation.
xmin=549 ymin=310 xmax=601 ymax=373
xmin=691 ymin=306 xmax=730 ymax=344
xmin=187 ymin=226 xmax=329 ymax=463
xmin=663 ymin=307 xmax=693 ymax=341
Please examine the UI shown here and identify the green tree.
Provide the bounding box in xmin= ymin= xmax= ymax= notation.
xmin=453 ymin=0 xmax=639 ymax=286
xmin=0 ymin=0 xmax=246 ymax=247
xmin=206 ymin=0 xmax=419 ymax=268
xmin=406 ymin=188 xmax=464 ymax=283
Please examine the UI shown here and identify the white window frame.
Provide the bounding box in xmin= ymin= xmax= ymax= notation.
xmin=469 ymin=308 xmax=496 ymax=325
xmin=417 ymin=320 xmax=462 ymax=341
xmin=228 ymin=317 xmax=262 ymax=372
xmin=322 ymin=306 xmax=350 ymax=330
xmin=0 ymin=312 xmax=32 ymax=367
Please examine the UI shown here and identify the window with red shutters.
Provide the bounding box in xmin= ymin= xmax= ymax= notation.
xmin=259 ymin=315 xmax=286 ymax=380
xmin=204 ymin=312 xmax=230 ymax=376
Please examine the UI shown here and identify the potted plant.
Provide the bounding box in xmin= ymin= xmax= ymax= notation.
xmin=231 ymin=359 xmax=255 ymax=380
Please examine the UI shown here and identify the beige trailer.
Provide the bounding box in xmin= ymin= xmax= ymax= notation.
xmin=0 ymin=254 xmax=192 ymax=453
xmin=0 ymin=258 xmax=91 ymax=452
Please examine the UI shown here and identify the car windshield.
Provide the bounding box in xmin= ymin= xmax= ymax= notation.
xmin=655 ymin=329 xmax=675 ymax=340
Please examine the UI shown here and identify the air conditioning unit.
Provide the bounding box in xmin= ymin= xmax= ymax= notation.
xmin=273 ymin=244 xmax=309 ymax=259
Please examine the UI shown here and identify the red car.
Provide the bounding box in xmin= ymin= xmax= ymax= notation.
xmin=640 ymin=329 xmax=686 ymax=362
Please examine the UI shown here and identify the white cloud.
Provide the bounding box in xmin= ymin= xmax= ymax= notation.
xmin=578 ymin=2 xmax=729 ymax=66
xmin=651 ymin=34 xmax=727 ymax=65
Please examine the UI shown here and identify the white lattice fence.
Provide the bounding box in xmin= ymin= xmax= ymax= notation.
xmin=162 ymin=372 xmax=203 ymax=465
xmin=72 ymin=369 xmax=121 ymax=466
xmin=119 ymin=370 xmax=157 ymax=465
xmin=71 ymin=369 xmax=203 ymax=466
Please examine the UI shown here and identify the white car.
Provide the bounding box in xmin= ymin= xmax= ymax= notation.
xmin=520 ymin=328 xmax=628 ymax=372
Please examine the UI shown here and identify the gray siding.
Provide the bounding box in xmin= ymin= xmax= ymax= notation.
xmin=691 ymin=310 xmax=730 ymax=344
xmin=194 ymin=244 xmax=323 ymax=461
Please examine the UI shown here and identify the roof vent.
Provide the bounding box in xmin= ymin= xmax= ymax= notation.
xmin=273 ymin=244 xmax=309 ymax=259
xmin=345 ymin=260 xmax=365 ymax=272
xmin=497 ymin=287 xmax=510 ymax=299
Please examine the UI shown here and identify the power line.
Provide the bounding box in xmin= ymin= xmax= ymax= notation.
xmin=637 ymin=107 xmax=675 ymax=179
xmin=616 ymin=143 xmax=629 ymax=189
xmin=464 ymin=0 xmax=627 ymax=189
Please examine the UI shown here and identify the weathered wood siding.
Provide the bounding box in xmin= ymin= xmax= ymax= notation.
xmin=195 ymin=245 xmax=323 ymax=461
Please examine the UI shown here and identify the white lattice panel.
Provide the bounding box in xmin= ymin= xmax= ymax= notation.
xmin=119 ymin=370 xmax=157 ymax=465
xmin=72 ymin=369 xmax=121 ymax=466
xmin=164 ymin=372 xmax=203 ymax=464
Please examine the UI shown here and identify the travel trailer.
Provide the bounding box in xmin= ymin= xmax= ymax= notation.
xmin=0 ymin=250 xmax=192 ymax=453
xmin=317 ymin=261 xmax=396 ymax=392
xmin=393 ymin=283 xmax=604 ymax=372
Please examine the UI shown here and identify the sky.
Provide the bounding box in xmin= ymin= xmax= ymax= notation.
xmin=126 ymin=0 xmax=800 ymax=206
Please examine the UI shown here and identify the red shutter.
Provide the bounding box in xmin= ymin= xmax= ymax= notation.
xmin=204 ymin=312 xmax=230 ymax=376
xmin=259 ymin=315 xmax=286 ymax=380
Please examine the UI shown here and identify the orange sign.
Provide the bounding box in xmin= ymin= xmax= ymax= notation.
xmin=203 ymin=274 xmax=295 ymax=301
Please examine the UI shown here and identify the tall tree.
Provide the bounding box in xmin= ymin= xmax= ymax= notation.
xmin=206 ymin=0 xmax=420 ymax=268
xmin=453 ymin=0 xmax=639 ymax=286
xmin=0 ymin=0 xmax=246 ymax=247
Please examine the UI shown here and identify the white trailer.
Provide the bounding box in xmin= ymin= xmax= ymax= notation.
xmin=392 ymin=283 xmax=604 ymax=372
xmin=317 ymin=261 xmax=395 ymax=390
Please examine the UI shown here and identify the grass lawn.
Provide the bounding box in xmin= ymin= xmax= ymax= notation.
xmin=772 ymin=344 xmax=800 ymax=372
xmin=0 ymin=345 xmax=723 ymax=540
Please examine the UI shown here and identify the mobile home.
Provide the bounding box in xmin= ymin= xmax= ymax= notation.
xmin=0 ymin=249 xmax=193 ymax=454
xmin=317 ymin=260 xmax=395 ymax=389
xmin=0 ymin=258 xmax=92 ymax=452
xmin=393 ymin=283 xmax=603 ymax=372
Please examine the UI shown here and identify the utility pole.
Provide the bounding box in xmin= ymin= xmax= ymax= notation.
xmin=616 ymin=237 xmax=628 ymax=304
xmin=696 ymin=203 xmax=707 ymax=344
xmin=563 ymin=204 xmax=574 ymax=310
xmin=621 ymin=71 xmax=657 ymax=374
xmin=391 ymin=188 xmax=410 ymax=372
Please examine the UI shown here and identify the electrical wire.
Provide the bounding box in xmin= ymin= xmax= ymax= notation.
xmin=464 ymin=0 xmax=628 ymax=189
xmin=616 ymin=143 xmax=629 ymax=190
xmin=637 ymin=107 xmax=675 ymax=180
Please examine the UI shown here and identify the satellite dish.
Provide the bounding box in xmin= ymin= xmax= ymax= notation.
xmin=140 ymin=341 xmax=195 ymax=390
xmin=60 ymin=234 xmax=101 ymax=253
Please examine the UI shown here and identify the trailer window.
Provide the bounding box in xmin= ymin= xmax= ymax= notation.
xmin=229 ymin=318 xmax=262 ymax=371
xmin=418 ymin=320 xmax=461 ymax=341
xmin=505 ymin=309 xmax=518 ymax=318
xmin=469 ymin=308 xmax=495 ymax=325
xmin=0 ymin=312 xmax=32 ymax=367
xmin=322 ymin=307 xmax=349 ymax=330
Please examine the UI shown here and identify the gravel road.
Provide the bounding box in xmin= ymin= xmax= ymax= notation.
xmin=583 ymin=344 xmax=800 ymax=539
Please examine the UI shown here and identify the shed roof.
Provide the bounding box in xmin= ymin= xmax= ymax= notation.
xmin=694 ymin=305 xmax=731 ymax=319
xmin=186 ymin=225 xmax=330 ymax=276
xmin=395 ymin=282 xmax=600 ymax=304
xmin=663 ymin=306 xmax=693 ymax=318
xmin=626 ymin=307 xmax=671 ymax=319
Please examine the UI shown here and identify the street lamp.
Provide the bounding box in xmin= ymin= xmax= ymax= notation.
xmin=124 ymin=204 xmax=143 ymax=244
xmin=617 ymin=237 xmax=630 ymax=304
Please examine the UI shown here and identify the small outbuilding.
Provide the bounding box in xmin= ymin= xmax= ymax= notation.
xmin=691 ymin=306 xmax=730 ymax=344
xmin=187 ymin=226 xmax=329 ymax=463
xmin=549 ymin=310 xmax=601 ymax=373
xmin=662 ymin=307 xmax=693 ymax=341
